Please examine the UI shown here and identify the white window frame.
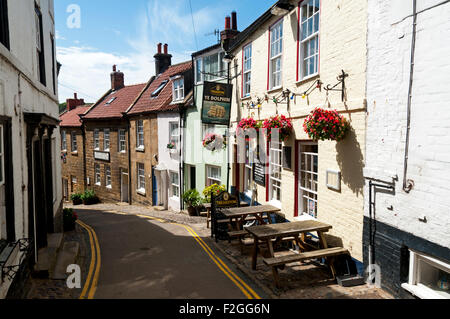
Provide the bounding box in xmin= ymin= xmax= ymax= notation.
xmin=269 ymin=20 xmax=283 ymax=90
xmin=136 ymin=120 xmax=144 ymax=150
xmin=269 ymin=140 xmax=282 ymax=207
xmin=243 ymin=43 xmax=252 ymax=97
xmin=95 ymin=164 xmax=101 ymax=186
xmin=137 ymin=163 xmax=146 ymax=194
xmin=71 ymin=131 xmax=77 ymax=153
xmin=169 ymin=122 xmax=179 ymax=150
xmin=172 ymin=78 xmax=185 ymax=102
xmin=170 ymin=171 xmax=180 ymax=198
xmin=103 ymin=129 xmax=110 ymax=152
xmin=299 ymin=0 xmax=320 ymax=80
xmin=0 ymin=125 xmax=4 ymax=186
xmin=105 ymin=165 xmax=112 ymax=189
xmin=118 ymin=129 xmax=126 ymax=153
xmin=94 ymin=129 xmax=100 ymax=150
xmin=402 ymin=250 xmax=450 ymax=299
xmin=298 ymin=142 xmax=318 ymax=218
xmin=195 ymin=50 xmax=226 ymax=84
xmin=61 ymin=129 xmax=67 ymax=151
xmin=206 ymin=165 xmax=221 ymax=187
xmin=244 ymin=141 xmax=253 ymax=196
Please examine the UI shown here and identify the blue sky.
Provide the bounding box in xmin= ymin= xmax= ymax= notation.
xmin=55 ymin=0 xmax=276 ymax=103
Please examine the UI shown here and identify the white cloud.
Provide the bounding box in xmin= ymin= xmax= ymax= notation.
xmin=57 ymin=0 xmax=227 ymax=102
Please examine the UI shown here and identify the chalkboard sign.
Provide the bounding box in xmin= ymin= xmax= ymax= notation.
xmin=253 ymin=162 xmax=266 ymax=187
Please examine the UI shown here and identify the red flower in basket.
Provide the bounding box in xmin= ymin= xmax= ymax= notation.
xmin=262 ymin=115 xmax=293 ymax=141
xmin=303 ymin=108 xmax=350 ymax=141
xmin=236 ymin=117 xmax=261 ymax=141
xmin=202 ymin=133 xmax=226 ymax=151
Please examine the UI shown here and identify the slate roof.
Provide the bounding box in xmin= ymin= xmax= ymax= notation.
xmin=82 ymin=83 xmax=146 ymax=120
xmin=60 ymin=105 xmax=91 ymax=127
xmin=127 ymin=61 xmax=192 ymax=115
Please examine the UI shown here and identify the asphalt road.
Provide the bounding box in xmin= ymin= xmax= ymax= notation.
xmin=77 ymin=209 xmax=266 ymax=299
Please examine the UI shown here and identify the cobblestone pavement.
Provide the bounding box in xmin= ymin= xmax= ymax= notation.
xmin=64 ymin=202 xmax=393 ymax=300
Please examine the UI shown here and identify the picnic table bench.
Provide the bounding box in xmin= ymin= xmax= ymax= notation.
xmin=246 ymin=220 xmax=350 ymax=288
xmin=202 ymin=202 xmax=249 ymax=229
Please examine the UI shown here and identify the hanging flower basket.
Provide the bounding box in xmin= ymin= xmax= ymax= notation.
xmin=262 ymin=115 xmax=293 ymax=141
xmin=167 ymin=142 xmax=176 ymax=150
xmin=202 ymin=133 xmax=226 ymax=151
xmin=236 ymin=117 xmax=262 ymax=141
xmin=303 ymin=108 xmax=350 ymax=141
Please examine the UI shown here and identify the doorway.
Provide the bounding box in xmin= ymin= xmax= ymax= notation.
xmin=120 ymin=169 xmax=129 ymax=203
xmin=187 ymin=165 xmax=196 ymax=190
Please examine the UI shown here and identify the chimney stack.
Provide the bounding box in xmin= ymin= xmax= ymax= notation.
xmin=111 ymin=65 xmax=125 ymax=91
xmin=221 ymin=11 xmax=240 ymax=50
xmin=157 ymin=43 xmax=162 ymax=54
xmin=154 ymin=43 xmax=172 ymax=75
xmin=66 ymin=93 xmax=85 ymax=111
xmin=231 ymin=11 xmax=237 ymax=30
xmin=225 ymin=16 xmax=231 ymax=30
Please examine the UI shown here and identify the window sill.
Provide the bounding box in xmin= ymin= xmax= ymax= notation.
xmin=71 ymin=152 xmax=78 ymax=156
xmin=136 ymin=147 xmax=145 ymax=153
xmin=136 ymin=189 xmax=146 ymax=196
xmin=106 ymin=185 xmax=112 ymax=190
xmin=267 ymin=86 xmax=283 ymax=94
xmin=119 ymin=150 xmax=126 ymax=154
xmin=401 ymin=283 xmax=449 ymax=299
xmin=95 ymin=183 xmax=101 ymax=187
xmin=241 ymin=95 xmax=252 ymax=101
xmin=296 ymin=73 xmax=320 ymax=86
xmin=269 ymin=199 xmax=282 ymax=210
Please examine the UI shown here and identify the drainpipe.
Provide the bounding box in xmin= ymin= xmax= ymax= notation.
xmin=179 ymin=106 xmax=184 ymax=211
xmin=82 ymin=121 xmax=87 ymax=192
xmin=126 ymin=117 xmax=132 ymax=204
xmin=402 ymin=0 xmax=417 ymax=193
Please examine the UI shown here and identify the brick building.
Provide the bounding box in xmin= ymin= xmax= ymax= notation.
xmin=126 ymin=44 xmax=192 ymax=208
xmin=80 ymin=66 xmax=146 ymax=203
xmin=60 ymin=93 xmax=90 ymax=200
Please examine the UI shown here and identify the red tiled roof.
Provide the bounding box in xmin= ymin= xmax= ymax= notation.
xmin=60 ymin=105 xmax=91 ymax=127
xmin=127 ymin=61 xmax=192 ymax=115
xmin=83 ymin=83 xmax=146 ymax=120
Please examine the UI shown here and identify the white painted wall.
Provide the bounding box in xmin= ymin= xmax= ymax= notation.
xmin=365 ymin=0 xmax=450 ymax=249
xmin=0 ymin=0 xmax=61 ymax=298
xmin=157 ymin=112 xmax=181 ymax=212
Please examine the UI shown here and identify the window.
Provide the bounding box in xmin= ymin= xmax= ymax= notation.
xmin=298 ymin=143 xmax=318 ymax=218
xmin=35 ymin=6 xmax=46 ymax=85
xmin=206 ymin=165 xmax=221 ymax=187
xmin=71 ymin=176 xmax=77 ymax=192
xmin=71 ymin=132 xmax=77 ymax=153
xmin=173 ymin=78 xmax=184 ymax=102
xmin=299 ymin=0 xmax=320 ymax=80
xmin=402 ymin=250 xmax=450 ymax=299
xmin=118 ymin=129 xmax=126 ymax=153
xmin=61 ymin=130 xmax=67 ymax=151
xmin=136 ymin=120 xmax=144 ymax=149
xmin=0 ymin=125 xmax=3 ymax=185
xmin=51 ymin=34 xmax=56 ymax=94
xmin=243 ymin=44 xmax=252 ymax=97
xmin=137 ymin=163 xmax=146 ymax=194
xmin=105 ymin=165 xmax=111 ymax=188
xmin=0 ymin=0 xmax=10 ymax=50
xmin=151 ymin=80 xmax=168 ymax=97
xmin=195 ymin=51 xmax=226 ymax=83
xmin=94 ymin=129 xmax=100 ymax=150
xmin=106 ymin=97 xmax=116 ymax=105
xmin=269 ymin=140 xmax=282 ymax=205
xmin=104 ymin=129 xmax=110 ymax=151
xmin=95 ymin=164 xmax=101 ymax=186
xmin=269 ymin=20 xmax=283 ymax=90
xmin=169 ymin=122 xmax=179 ymax=150
xmin=244 ymin=141 xmax=253 ymax=194
xmin=170 ymin=172 xmax=180 ymax=198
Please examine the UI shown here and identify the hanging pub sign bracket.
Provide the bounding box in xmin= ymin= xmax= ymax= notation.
xmin=324 ymin=70 xmax=349 ymax=102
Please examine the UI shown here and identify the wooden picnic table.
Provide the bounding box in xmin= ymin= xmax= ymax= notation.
xmin=246 ymin=220 xmax=348 ymax=287
xmin=221 ymin=205 xmax=281 ymax=230
xmin=202 ymin=202 xmax=249 ymax=228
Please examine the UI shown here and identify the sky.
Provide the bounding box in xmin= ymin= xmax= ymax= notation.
xmin=55 ymin=0 xmax=276 ymax=103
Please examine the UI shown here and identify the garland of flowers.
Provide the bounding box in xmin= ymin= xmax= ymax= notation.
xmin=262 ymin=115 xmax=293 ymax=141
xmin=202 ymin=133 xmax=226 ymax=151
xmin=303 ymin=108 xmax=350 ymax=141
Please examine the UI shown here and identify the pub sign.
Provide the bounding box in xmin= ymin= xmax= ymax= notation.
xmin=201 ymin=81 xmax=233 ymax=126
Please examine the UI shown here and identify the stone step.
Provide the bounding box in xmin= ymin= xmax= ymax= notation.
xmin=50 ymin=241 xmax=80 ymax=280
xmin=34 ymin=233 xmax=64 ymax=275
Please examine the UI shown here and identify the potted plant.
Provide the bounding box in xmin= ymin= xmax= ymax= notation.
xmin=303 ymin=108 xmax=350 ymax=141
xmin=202 ymin=184 xmax=226 ymax=203
xmin=182 ymin=189 xmax=203 ymax=216
xmin=70 ymin=193 xmax=83 ymax=205
xmin=262 ymin=115 xmax=293 ymax=141
xmin=63 ymin=208 xmax=78 ymax=232
xmin=81 ymin=189 xmax=99 ymax=205
xmin=202 ymin=133 xmax=226 ymax=152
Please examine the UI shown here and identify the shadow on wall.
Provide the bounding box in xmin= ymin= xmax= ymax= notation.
xmin=335 ymin=127 xmax=364 ymax=197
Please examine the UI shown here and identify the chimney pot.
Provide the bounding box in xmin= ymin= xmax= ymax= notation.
xmin=164 ymin=44 xmax=168 ymax=54
xmin=74 ymin=93 xmax=77 ymax=99
xmin=225 ymin=16 xmax=231 ymax=30
xmin=113 ymin=65 xmax=117 ymax=72
xmin=231 ymin=11 xmax=237 ymax=31
xmin=157 ymin=43 xmax=162 ymax=54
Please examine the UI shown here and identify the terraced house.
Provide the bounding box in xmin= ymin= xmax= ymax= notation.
xmin=227 ymin=0 xmax=368 ymax=270
xmin=80 ymin=66 xmax=146 ymax=204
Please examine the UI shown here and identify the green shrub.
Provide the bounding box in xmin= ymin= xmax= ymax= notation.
xmin=202 ymin=184 xmax=226 ymax=203
xmin=182 ymin=189 xmax=203 ymax=208
xmin=81 ymin=189 xmax=99 ymax=205
xmin=70 ymin=193 xmax=82 ymax=201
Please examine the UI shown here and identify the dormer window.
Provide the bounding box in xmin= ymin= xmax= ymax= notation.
xmin=151 ymin=80 xmax=168 ymax=97
xmin=173 ymin=78 xmax=184 ymax=102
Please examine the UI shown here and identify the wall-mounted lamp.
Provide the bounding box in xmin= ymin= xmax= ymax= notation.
xmin=222 ymin=53 xmax=234 ymax=64
xmin=271 ymin=1 xmax=295 ymax=16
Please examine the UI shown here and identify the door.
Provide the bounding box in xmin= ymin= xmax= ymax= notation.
xmin=298 ymin=142 xmax=318 ymax=218
xmin=152 ymin=167 xmax=158 ymax=206
xmin=190 ymin=166 xmax=196 ymax=190
xmin=120 ymin=169 xmax=129 ymax=203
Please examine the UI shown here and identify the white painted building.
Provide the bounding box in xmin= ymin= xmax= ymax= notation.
xmin=0 ymin=0 xmax=62 ymax=298
xmin=365 ymin=0 xmax=450 ymax=299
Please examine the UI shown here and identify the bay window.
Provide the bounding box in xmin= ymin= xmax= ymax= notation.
xmin=195 ymin=51 xmax=226 ymax=83
xmin=299 ymin=0 xmax=320 ymax=80
xmin=269 ymin=20 xmax=283 ymax=90
xmin=243 ymin=43 xmax=252 ymax=97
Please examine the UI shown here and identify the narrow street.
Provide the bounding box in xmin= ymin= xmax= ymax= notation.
xmin=76 ymin=208 xmax=266 ymax=299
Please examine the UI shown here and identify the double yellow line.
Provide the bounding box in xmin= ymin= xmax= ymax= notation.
xmin=76 ymin=219 xmax=101 ymax=299
xmin=137 ymin=214 xmax=261 ymax=299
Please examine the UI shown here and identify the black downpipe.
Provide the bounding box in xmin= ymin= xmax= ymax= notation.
xmin=127 ymin=118 xmax=132 ymax=204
